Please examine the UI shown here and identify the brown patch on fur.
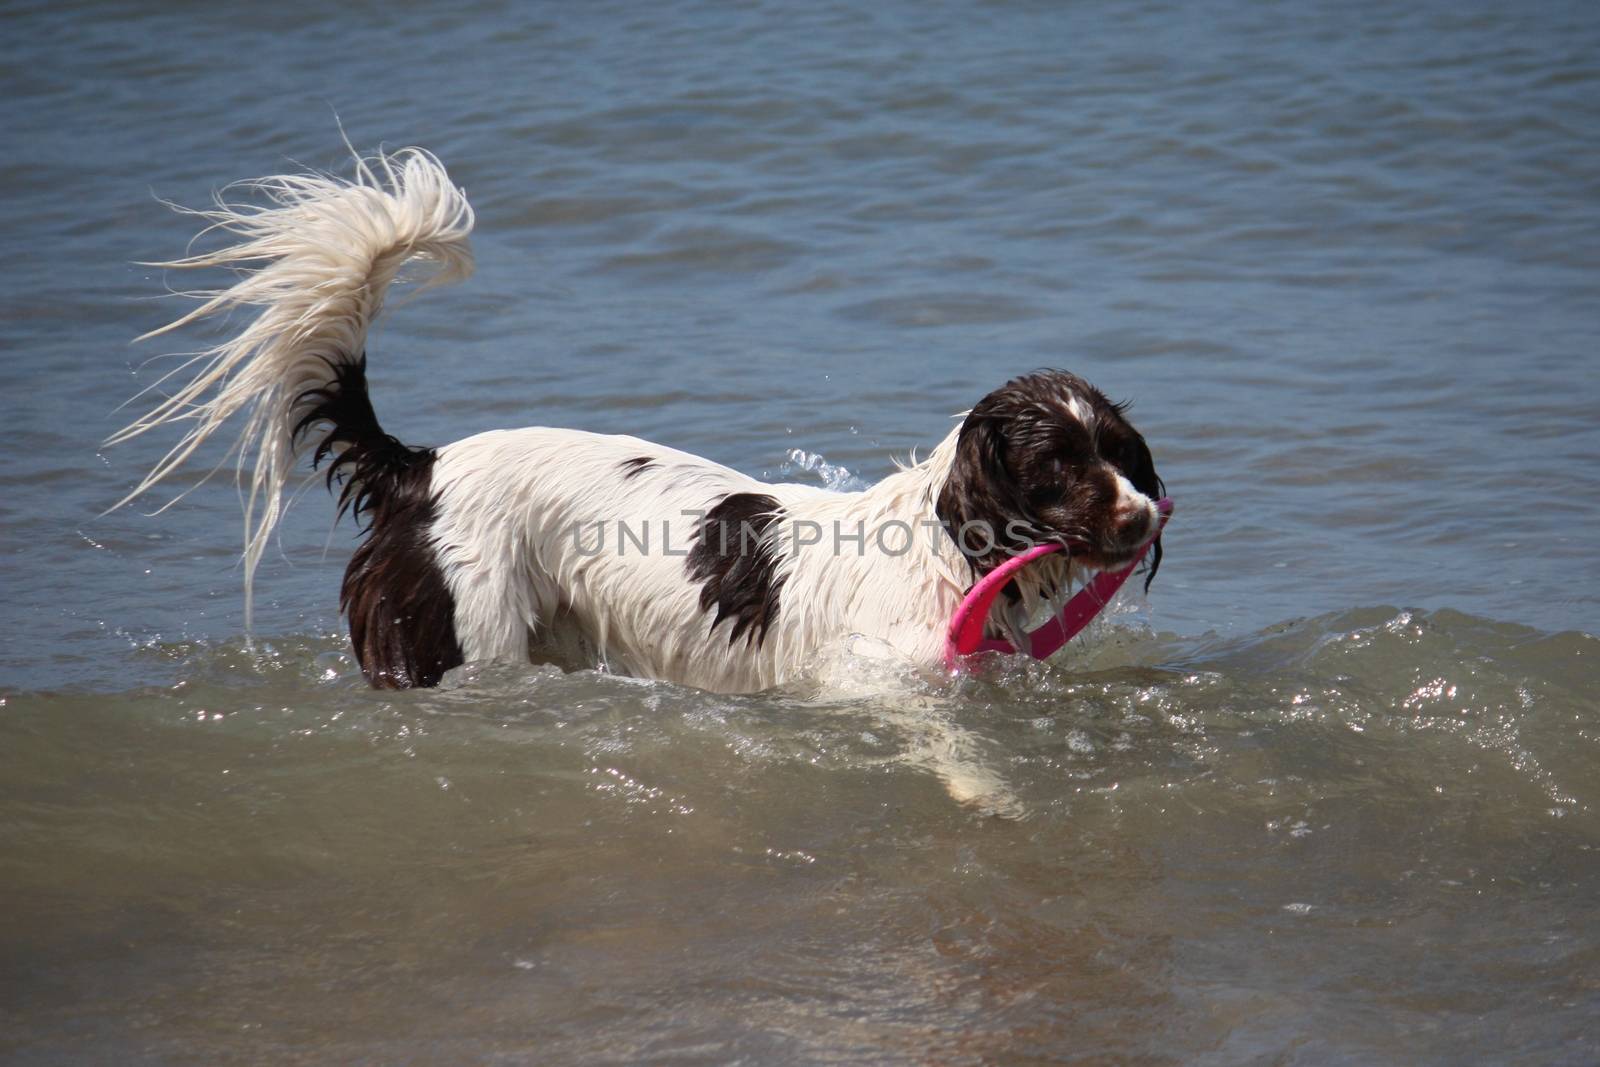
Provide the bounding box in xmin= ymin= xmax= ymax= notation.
xmin=296 ymin=355 xmax=463 ymax=688
xmin=619 ymin=456 xmax=658 ymax=479
xmin=685 ymin=492 xmax=787 ymax=647
xmin=338 ymin=458 xmax=462 ymax=688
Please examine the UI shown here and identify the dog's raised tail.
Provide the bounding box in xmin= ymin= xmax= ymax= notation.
xmin=108 ymin=147 xmax=474 ymax=628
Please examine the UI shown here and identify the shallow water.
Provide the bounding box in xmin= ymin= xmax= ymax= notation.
xmin=3 ymin=0 xmax=1599 ymax=1062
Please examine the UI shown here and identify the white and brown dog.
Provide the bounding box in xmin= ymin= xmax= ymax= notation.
xmin=113 ymin=149 xmax=1165 ymax=694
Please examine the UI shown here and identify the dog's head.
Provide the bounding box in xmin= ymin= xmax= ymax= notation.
xmin=936 ymin=369 xmax=1165 ymax=586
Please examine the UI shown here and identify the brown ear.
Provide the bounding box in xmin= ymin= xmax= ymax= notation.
xmin=936 ymin=411 xmax=1026 ymax=572
xmin=1143 ymin=536 xmax=1163 ymax=594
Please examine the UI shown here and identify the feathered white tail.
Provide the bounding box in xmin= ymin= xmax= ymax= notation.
xmin=109 ymin=147 xmax=475 ymax=625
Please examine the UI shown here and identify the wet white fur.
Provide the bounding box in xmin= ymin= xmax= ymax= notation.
xmin=429 ymin=427 xmax=990 ymax=692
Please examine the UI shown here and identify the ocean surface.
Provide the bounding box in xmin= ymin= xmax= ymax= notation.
xmin=3 ymin=0 xmax=1598 ymax=1062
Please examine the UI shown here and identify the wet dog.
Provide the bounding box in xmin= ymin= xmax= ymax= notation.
xmin=114 ymin=149 xmax=1164 ymax=693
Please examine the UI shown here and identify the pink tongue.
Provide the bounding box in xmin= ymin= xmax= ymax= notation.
xmin=944 ymin=498 xmax=1173 ymax=669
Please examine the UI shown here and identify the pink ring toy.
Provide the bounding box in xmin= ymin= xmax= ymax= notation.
xmin=944 ymin=497 xmax=1174 ymax=670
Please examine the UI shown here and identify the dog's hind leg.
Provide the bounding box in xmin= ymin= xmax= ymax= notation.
xmin=427 ymin=503 xmax=557 ymax=671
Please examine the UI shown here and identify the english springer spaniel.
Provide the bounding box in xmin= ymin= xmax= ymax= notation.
xmin=112 ymin=149 xmax=1165 ymax=694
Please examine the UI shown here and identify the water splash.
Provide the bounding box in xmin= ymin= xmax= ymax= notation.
xmin=779 ymin=448 xmax=869 ymax=492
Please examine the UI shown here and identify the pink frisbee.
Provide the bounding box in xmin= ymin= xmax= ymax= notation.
xmin=944 ymin=498 xmax=1173 ymax=670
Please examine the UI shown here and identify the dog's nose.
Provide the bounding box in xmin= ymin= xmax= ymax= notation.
xmin=1112 ymin=502 xmax=1154 ymax=548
